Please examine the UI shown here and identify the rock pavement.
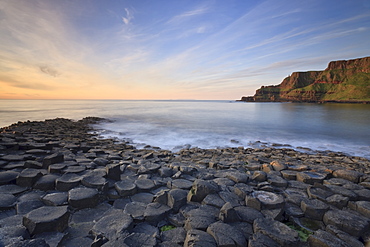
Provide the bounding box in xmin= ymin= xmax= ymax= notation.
xmin=0 ymin=117 xmax=369 ymax=246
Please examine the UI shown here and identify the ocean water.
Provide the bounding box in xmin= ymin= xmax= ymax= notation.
xmin=0 ymin=99 xmax=369 ymax=159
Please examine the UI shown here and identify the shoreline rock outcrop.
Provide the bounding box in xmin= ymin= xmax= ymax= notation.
xmin=240 ymin=56 xmax=370 ymax=103
xmin=0 ymin=117 xmax=369 ymax=246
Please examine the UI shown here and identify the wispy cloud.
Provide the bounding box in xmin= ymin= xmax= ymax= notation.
xmin=122 ymin=8 xmax=134 ymax=25
xmin=39 ymin=65 xmax=60 ymax=77
xmin=166 ymin=5 xmax=209 ymax=24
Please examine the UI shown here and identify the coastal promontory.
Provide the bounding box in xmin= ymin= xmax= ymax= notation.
xmin=240 ymin=56 xmax=370 ymax=103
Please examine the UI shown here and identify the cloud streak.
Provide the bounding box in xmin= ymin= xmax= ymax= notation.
xmin=0 ymin=0 xmax=369 ymax=99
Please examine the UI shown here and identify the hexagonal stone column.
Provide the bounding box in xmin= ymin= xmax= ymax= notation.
xmin=22 ymin=206 xmax=70 ymax=235
xmin=68 ymin=187 xmax=99 ymax=209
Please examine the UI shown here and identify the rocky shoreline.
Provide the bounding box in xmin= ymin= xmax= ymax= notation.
xmin=0 ymin=117 xmax=369 ymax=247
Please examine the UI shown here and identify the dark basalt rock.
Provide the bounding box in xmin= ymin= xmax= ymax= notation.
xmin=207 ymin=221 xmax=247 ymax=247
xmin=91 ymin=211 xmax=133 ymax=240
xmin=187 ymin=179 xmax=219 ymax=202
xmin=22 ymin=206 xmax=70 ymax=235
xmin=253 ymin=217 xmax=300 ymax=246
xmin=323 ymin=209 xmax=370 ymax=237
xmin=68 ymin=187 xmax=99 ymax=209
xmin=115 ymin=179 xmax=137 ymax=196
xmin=0 ymin=193 xmax=16 ymax=210
xmin=55 ymin=173 xmax=81 ymax=191
xmin=16 ymin=168 xmax=43 ymax=187
xmin=184 ymin=229 xmax=217 ymax=247
xmin=42 ymin=152 xmax=64 ymax=168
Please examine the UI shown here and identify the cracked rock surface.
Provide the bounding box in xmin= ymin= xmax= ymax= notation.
xmin=0 ymin=117 xmax=369 ymax=246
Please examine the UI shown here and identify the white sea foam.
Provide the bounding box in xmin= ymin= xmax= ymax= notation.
xmin=1 ymin=99 xmax=369 ymax=159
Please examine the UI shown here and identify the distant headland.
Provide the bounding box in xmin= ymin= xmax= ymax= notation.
xmin=239 ymin=56 xmax=370 ymax=103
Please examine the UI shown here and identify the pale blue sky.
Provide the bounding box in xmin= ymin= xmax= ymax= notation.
xmin=1 ymin=0 xmax=369 ymax=99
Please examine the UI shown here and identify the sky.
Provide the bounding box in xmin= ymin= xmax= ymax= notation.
xmin=0 ymin=0 xmax=370 ymax=100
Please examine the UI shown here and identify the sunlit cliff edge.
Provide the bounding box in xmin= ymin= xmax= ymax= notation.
xmin=240 ymin=56 xmax=370 ymax=103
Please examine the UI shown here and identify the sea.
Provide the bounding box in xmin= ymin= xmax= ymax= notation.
xmin=0 ymin=99 xmax=369 ymax=159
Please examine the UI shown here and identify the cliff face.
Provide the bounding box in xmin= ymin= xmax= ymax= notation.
xmin=240 ymin=56 xmax=370 ymax=103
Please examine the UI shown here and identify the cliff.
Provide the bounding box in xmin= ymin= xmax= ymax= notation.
xmin=240 ymin=56 xmax=370 ymax=103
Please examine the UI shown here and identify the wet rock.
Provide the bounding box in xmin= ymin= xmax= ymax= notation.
xmin=296 ymin=171 xmax=327 ymax=184
xmin=22 ymin=205 xmax=70 ymax=235
xmin=207 ymin=221 xmax=247 ymax=247
xmin=253 ymin=217 xmax=300 ymax=246
xmin=43 ymin=153 xmax=64 ymax=168
xmin=246 ymin=191 xmax=285 ymax=210
xmin=323 ymin=209 xmax=370 ymax=237
xmin=68 ymin=187 xmax=99 ymax=209
xmin=16 ymin=168 xmax=43 ymax=187
xmin=301 ymin=198 xmax=329 ymax=220
xmin=333 ymin=169 xmax=363 ymax=183
xmin=0 ymin=193 xmax=16 ymax=210
xmin=184 ymin=229 xmax=217 ymax=247
xmin=115 ymin=179 xmax=137 ymax=196
xmin=55 ymin=173 xmax=81 ymax=191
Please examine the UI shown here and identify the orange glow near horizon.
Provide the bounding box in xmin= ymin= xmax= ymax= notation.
xmin=1 ymin=1 xmax=369 ymax=100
